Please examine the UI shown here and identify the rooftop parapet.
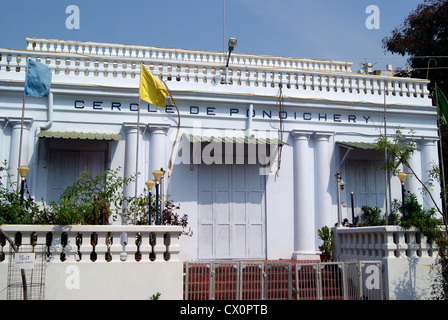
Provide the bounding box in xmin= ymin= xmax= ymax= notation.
xmin=0 ymin=38 xmax=432 ymax=107
xmin=25 ymin=37 xmax=353 ymax=73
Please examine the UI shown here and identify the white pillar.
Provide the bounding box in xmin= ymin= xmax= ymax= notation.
xmin=8 ymin=118 xmax=32 ymax=184
xmin=406 ymin=145 xmax=422 ymax=204
xmin=123 ymin=123 xmax=146 ymax=202
xmin=291 ymin=130 xmax=316 ymax=260
xmin=148 ymin=124 xmax=170 ymax=175
xmin=420 ymin=138 xmax=442 ymax=211
xmin=314 ymin=132 xmax=333 ymax=230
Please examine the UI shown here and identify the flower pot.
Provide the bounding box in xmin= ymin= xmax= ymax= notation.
xmin=320 ymin=252 xmax=331 ymax=262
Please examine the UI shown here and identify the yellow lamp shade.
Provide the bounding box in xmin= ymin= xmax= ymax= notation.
xmin=145 ymin=180 xmax=155 ymax=191
xmin=397 ymin=172 xmax=408 ymax=185
xmin=152 ymin=170 xmax=164 ymax=182
xmin=17 ymin=165 xmax=30 ymax=180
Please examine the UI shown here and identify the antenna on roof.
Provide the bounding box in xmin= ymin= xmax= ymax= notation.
xmin=223 ymin=0 xmax=226 ymax=55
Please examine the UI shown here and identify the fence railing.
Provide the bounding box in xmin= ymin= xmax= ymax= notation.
xmin=184 ymin=260 xmax=382 ymax=300
xmin=334 ymin=226 xmax=438 ymax=261
xmin=0 ymin=224 xmax=182 ymax=263
xmin=333 ymin=226 xmax=440 ymax=300
xmin=0 ymin=224 xmax=184 ymax=300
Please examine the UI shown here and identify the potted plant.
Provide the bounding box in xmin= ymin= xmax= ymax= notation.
xmin=317 ymin=226 xmax=333 ymax=262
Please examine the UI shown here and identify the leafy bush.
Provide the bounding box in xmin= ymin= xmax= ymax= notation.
xmin=317 ymin=226 xmax=333 ymax=253
xmin=360 ymin=205 xmax=384 ymax=226
xmin=0 ymin=161 xmax=46 ymax=224
xmin=399 ymin=193 xmax=442 ymax=243
xmin=1 ymin=161 xmax=191 ymax=234
xmin=125 ymin=194 xmax=192 ymax=236
xmin=47 ymin=167 xmax=135 ymax=225
xmin=358 ymin=205 xmax=400 ymax=226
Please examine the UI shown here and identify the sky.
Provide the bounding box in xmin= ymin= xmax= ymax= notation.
xmin=0 ymin=0 xmax=425 ymax=72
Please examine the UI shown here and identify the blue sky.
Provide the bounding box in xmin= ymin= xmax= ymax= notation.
xmin=1 ymin=0 xmax=425 ymax=72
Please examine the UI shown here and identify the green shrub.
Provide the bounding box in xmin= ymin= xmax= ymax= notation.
xmin=0 ymin=160 xmax=45 ymax=224
xmin=1 ymin=160 xmax=191 ymax=234
xmin=360 ymin=205 xmax=384 ymax=226
xmin=400 ymin=193 xmax=442 ymax=243
xmin=45 ymin=167 xmax=138 ymax=225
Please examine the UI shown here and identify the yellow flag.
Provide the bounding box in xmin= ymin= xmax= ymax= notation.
xmin=139 ymin=63 xmax=167 ymax=108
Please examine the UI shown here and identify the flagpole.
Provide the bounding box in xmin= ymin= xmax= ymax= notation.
xmin=17 ymin=94 xmax=26 ymax=190
xmin=435 ymin=85 xmax=448 ymax=221
xmin=134 ymin=97 xmax=141 ymax=224
xmin=18 ymin=57 xmax=29 ymax=179
xmin=384 ymin=80 xmax=389 ymax=224
xmin=160 ymin=78 xmax=180 ymax=173
xmin=437 ymin=115 xmax=447 ymax=217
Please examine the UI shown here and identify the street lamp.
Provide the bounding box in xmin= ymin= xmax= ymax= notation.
xmin=335 ymin=172 xmax=345 ymax=227
xmin=17 ymin=165 xmax=30 ymax=205
xmin=223 ymin=38 xmax=237 ymax=84
xmin=145 ymin=180 xmax=155 ymax=225
xmin=226 ymin=38 xmax=237 ymax=68
xmin=397 ymin=172 xmax=408 ymax=221
xmin=350 ymin=191 xmax=355 ymax=227
xmin=152 ymin=170 xmax=164 ymax=225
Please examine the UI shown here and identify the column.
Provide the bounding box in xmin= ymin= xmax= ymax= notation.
xmin=291 ymin=130 xmax=315 ymax=259
xmin=123 ymin=123 xmax=146 ymax=206
xmin=148 ymin=124 xmax=170 ymax=174
xmin=314 ymin=132 xmax=334 ymax=230
xmin=406 ymin=144 xmax=422 ymax=204
xmin=8 ymin=118 xmax=32 ymax=183
xmin=420 ymin=138 xmax=442 ymax=211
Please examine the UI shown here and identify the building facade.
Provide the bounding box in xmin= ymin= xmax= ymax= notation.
xmin=0 ymin=38 xmax=441 ymax=261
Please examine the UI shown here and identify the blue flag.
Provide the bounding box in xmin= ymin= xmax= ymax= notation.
xmin=24 ymin=59 xmax=52 ymax=97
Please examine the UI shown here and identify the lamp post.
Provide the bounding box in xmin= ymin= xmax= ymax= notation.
xmin=350 ymin=191 xmax=355 ymax=227
xmin=224 ymin=38 xmax=237 ymax=84
xmin=152 ymin=170 xmax=164 ymax=225
xmin=145 ymin=180 xmax=155 ymax=225
xmin=397 ymin=172 xmax=408 ymax=221
xmin=17 ymin=165 xmax=30 ymax=205
xmin=226 ymin=38 xmax=237 ymax=68
xmin=335 ymin=172 xmax=345 ymax=227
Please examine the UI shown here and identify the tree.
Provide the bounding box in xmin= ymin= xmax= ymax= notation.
xmin=383 ymin=0 xmax=448 ymax=220
xmin=376 ymin=128 xmax=448 ymax=299
xmin=382 ymin=0 xmax=448 ymax=94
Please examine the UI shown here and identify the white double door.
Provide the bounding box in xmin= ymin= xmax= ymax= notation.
xmin=47 ymin=150 xmax=105 ymax=203
xmin=345 ymin=160 xmax=386 ymax=214
xmin=198 ymin=164 xmax=266 ymax=259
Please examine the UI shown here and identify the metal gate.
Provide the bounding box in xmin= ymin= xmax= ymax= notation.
xmin=184 ymin=260 xmax=382 ymax=300
xmin=184 ymin=261 xmax=292 ymax=300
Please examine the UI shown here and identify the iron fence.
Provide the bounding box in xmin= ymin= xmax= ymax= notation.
xmin=184 ymin=260 xmax=382 ymax=300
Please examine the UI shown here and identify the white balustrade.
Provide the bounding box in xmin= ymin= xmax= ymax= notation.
xmin=334 ymin=226 xmax=437 ymax=261
xmin=334 ymin=225 xmax=444 ymax=300
xmin=0 ymin=225 xmax=184 ymax=300
xmin=0 ymin=224 xmax=182 ymax=263
xmin=0 ymin=38 xmax=432 ymax=106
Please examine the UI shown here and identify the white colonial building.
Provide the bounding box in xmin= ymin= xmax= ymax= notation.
xmin=0 ymin=38 xmax=441 ymax=261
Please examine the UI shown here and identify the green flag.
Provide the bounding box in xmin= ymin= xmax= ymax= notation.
xmin=435 ymin=83 xmax=448 ymax=125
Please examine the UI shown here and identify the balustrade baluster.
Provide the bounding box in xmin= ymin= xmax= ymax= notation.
xmin=395 ymin=231 xmax=407 ymax=258
xmin=149 ymin=232 xmax=156 ymax=261
xmin=90 ymin=232 xmax=98 ymax=262
xmin=60 ymin=232 xmax=68 ymax=262
xmin=153 ymin=232 xmax=166 ymax=261
xmin=407 ymin=231 xmax=419 ymax=258
xmin=105 ymin=232 xmax=113 ymax=262
xmin=120 ymin=232 xmax=128 ymax=262
xmin=75 ymin=232 xmax=82 ymax=261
